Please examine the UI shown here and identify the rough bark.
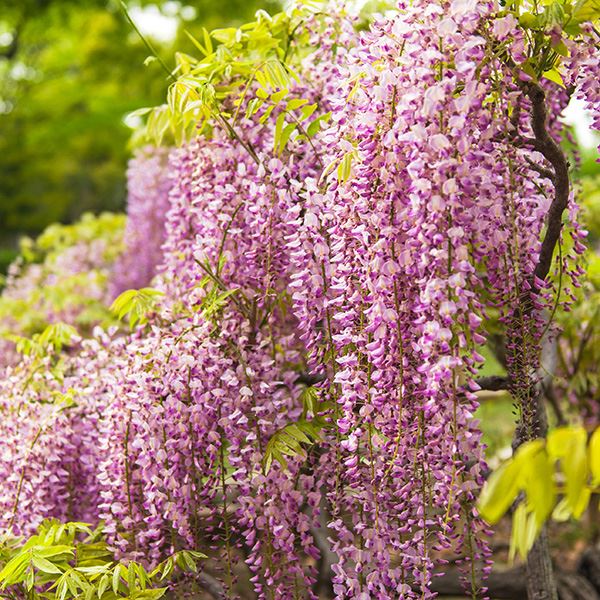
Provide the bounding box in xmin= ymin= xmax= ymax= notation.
xmin=505 ymin=79 xmax=572 ymax=600
xmin=525 ymin=529 xmax=558 ymax=600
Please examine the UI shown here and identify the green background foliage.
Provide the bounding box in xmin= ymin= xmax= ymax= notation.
xmin=0 ymin=0 xmax=277 ymax=273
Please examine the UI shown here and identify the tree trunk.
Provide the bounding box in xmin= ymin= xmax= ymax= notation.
xmin=511 ymin=383 xmax=558 ymax=600
xmin=505 ymin=80 xmax=571 ymax=600
xmin=525 ymin=529 xmax=558 ymax=600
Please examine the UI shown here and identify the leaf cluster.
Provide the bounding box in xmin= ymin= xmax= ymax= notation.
xmin=0 ymin=520 xmax=206 ymax=600
xmin=500 ymin=0 xmax=600 ymax=86
xmin=263 ymin=386 xmax=332 ymax=473
xmin=10 ymin=323 xmax=79 ymax=358
xmin=110 ymin=288 xmax=164 ymax=329
xmin=132 ymin=2 xmax=333 ymax=152
xmin=478 ymin=426 xmax=600 ymax=560
xmin=0 ymin=213 xmax=125 ymax=347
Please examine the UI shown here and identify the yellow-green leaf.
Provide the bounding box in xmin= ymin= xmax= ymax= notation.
xmin=478 ymin=458 xmax=522 ymax=524
xmin=523 ymin=449 xmax=555 ymax=526
xmin=542 ymin=68 xmax=565 ymax=88
xmin=573 ymin=0 xmax=600 ymax=23
xmin=590 ymin=427 xmax=600 ymax=486
xmin=548 ymin=426 xmax=588 ymax=514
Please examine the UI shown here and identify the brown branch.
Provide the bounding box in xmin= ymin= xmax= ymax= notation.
xmin=524 ymin=155 xmax=556 ymax=183
xmin=506 ymin=79 xmax=571 ymax=600
xmin=521 ymin=81 xmax=571 ymax=286
xmin=295 ymin=371 xmax=326 ymax=386
xmin=198 ymin=572 xmax=228 ymax=600
xmin=475 ymin=375 xmax=510 ymax=391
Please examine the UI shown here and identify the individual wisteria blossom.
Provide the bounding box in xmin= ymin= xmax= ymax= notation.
xmin=110 ymin=146 xmax=173 ymax=297
xmin=0 ymin=1 xmax=599 ymax=599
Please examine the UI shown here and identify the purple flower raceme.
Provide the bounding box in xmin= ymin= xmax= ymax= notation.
xmin=110 ymin=146 xmax=173 ymax=297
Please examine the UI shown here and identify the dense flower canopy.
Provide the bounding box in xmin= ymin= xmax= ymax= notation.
xmin=0 ymin=1 xmax=599 ymax=599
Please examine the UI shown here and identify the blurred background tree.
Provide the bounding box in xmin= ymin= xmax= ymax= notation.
xmin=0 ymin=0 xmax=278 ymax=272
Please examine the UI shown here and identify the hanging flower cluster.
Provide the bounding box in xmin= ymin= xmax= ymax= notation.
xmin=0 ymin=328 xmax=127 ymax=534
xmin=110 ymin=146 xmax=173 ymax=297
xmin=0 ymin=2 xmax=599 ymax=599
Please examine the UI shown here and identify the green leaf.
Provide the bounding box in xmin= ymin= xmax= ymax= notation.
xmin=509 ymin=502 xmax=540 ymax=562
xmin=130 ymin=588 xmax=168 ymax=600
xmin=133 ymin=562 xmax=149 ymax=590
xmin=57 ymin=577 xmax=69 ymax=600
xmin=519 ymin=11 xmax=540 ymax=29
xmin=552 ymin=496 xmax=572 ymax=522
xmin=287 ymin=98 xmax=308 ymax=111
xmin=284 ymin=423 xmax=312 ymax=444
xmin=573 ymin=0 xmax=600 ymax=23
xmin=277 ymin=123 xmax=297 ymax=154
xmin=97 ymin=573 xmax=110 ymax=598
xmin=547 ymin=426 xmax=588 ymax=515
xmin=32 ymin=544 xmax=74 ymax=559
xmin=128 ymin=562 xmax=137 ymax=591
xmin=126 ymin=107 xmax=153 ymax=119
xmin=264 ymin=60 xmax=291 ymax=90
xmin=271 ymin=89 xmax=288 ymax=104
xmin=0 ymin=553 xmax=29 ymax=586
xmin=273 ymin=112 xmax=286 ymax=153
xmin=26 ymin=567 xmax=34 ymax=591
xmin=211 ymin=27 xmax=237 ymax=44
xmin=337 ymin=151 xmax=355 ymax=183
xmin=264 ymin=452 xmax=273 ymax=474
xmin=300 ymin=103 xmax=318 ymax=122
xmin=245 ymin=98 xmax=262 ymax=119
xmin=184 ymin=30 xmax=208 ymax=56
xmin=259 ymin=104 xmax=274 ymax=125
xmin=590 ymin=427 xmax=600 ymax=486
xmin=112 ymin=564 xmax=122 ymax=594
xmin=523 ymin=449 xmax=555 ymax=526
xmin=75 ymin=564 xmax=111 ymax=576
xmin=180 ymin=551 xmax=198 ymax=573
xmin=200 ymin=288 xmax=239 ymax=320
xmin=38 ymin=322 xmax=79 ymax=352
xmin=478 ymin=457 xmax=522 ymax=524
xmin=571 ymin=486 xmax=592 ymax=519
xmin=159 ymin=558 xmax=173 ymax=582
xmin=85 ymin=583 xmax=95 ymax=600
xmin=542 ymin=68 xmax=565 ymax=88
xmin=263 ymin=417 xmax=327 ymax=473
xmin=551 ymin=39 xmax=570 ymax=57
xmin=32 ymin=554 xmax=63 ymax=574
xmin=203 ymin=28 xmax=214 ymax=55
xmin=110 ymin=288 xmax=164 ymax=329
xmin=306 ymin=112 xmax=330 ymax=137
xmin=300 ymin=386 xmax=319 ymax=416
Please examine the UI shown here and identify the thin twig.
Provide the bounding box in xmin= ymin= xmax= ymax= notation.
xmin=120 ymin=2 xmax=175 ymax=83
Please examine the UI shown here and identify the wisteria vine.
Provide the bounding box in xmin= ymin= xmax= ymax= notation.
xmin=0 ymin=1 xmax=599 ymax=599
